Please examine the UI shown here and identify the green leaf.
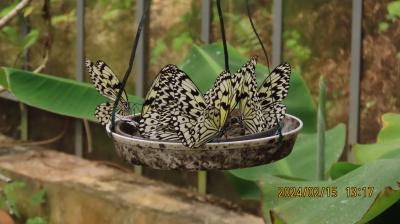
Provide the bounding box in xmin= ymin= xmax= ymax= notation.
xmin=224 ymin=172 xmax=260 ymax=201
xmin=22 ymin=29 xmax=40 ymax=50
xmin=329 ymin=162 xmax=361 ymax=180
xmin=260 ymin=159 xmax=400 ymax=224
xmin=23 ymin=5 xmax=35 ymax=17
xmin=0 ymin=67 xmax=142 ymax=120
xmin=3 ymin=181 xmax=25 ymax=218
xmin=0 ymin=1 xmax=18 ymax=18
xmin=1 ymin=26 xmax=21 ymax=47
xmin=357 ymin=188 xmax=400 ymax=224
xmin=26 ymin=217 xmax=48 ymax=224
xmin=31 ymin=189 xmax=46 ymax=205
xmin=151 ymin=39 xmax=167 ymax=65
xmin=180 ymin=43 xmax=317 ymax=132
xmin=228 ymin=124 xmax=345 ymax=183
xmin=377 ymin=113 xmax=400 ymax=142
xmin=352 ymin=113 xmax=400 ymax=164
xmin=353 ymin=141 xmax=400 ymax=164
xmin=388 ymin=1 xmax=400 ymax=18
xmin=378 ymin=22 xmax=390 ymax=32
xmin=172 ymin=33 xmax=191 ymax=51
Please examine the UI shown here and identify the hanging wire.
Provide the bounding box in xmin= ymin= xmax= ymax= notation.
xmin=246 ymin=0 xmax=270 ymax=73
xmin=216 ymin=0 xmax=230 ymax=73
xmin=111 ymin=1 xmax=150 ymax=131
xmin=246 ymin=0 xmax=283 ymax=140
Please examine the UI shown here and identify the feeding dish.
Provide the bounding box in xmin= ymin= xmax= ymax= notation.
xmin=106 ymin=114 xmax=303 ymax=170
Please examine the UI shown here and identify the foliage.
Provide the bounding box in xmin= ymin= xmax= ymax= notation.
xmin=387 ymin=0 xmax=400 ymax=19
xmin=379 ymin=0 xmax=400 ymax=32
xmin=0 ymin=181 xmax=25 ymax=218
xmin=226 ymin=71 xmax=399 ymax=223
xmin=0 ymin=1 xmax=40 ymax=65
xmin=0 ymin=181 xmax=47 ymax=223
xmin=180 ymin=43 xmax=317 ymax=132
xmin=352 ymin=113 xmax=400 ymax=163
xmin=261 ymin=159 xmax=400 ymax=224
xmin=1 ymin=27 xmax=39 ymax=51
xmin=26 ymin=217 xmax=48 ymax=224
xmin=0 ymin=67 xmax=143 ymax=121
xmin=1 ymin=43 xmax=313 ymax=129
xmin=228 ymin=124 xmax=345 ymax=196
xmin=283 ymin=30 xmax=311 ymax=67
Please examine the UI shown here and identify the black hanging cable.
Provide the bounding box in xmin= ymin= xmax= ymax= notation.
xmin=216 ymin=0 xmax=230 ymax=72
xmin=246 ymin=0 xmax=283 ymax=140
xmin=111 ymin=1 xmax=150 ymax=131
xmin=246 ymin=0 xmax=270 ymax=74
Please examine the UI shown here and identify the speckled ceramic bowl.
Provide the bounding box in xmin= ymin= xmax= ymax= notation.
xmin=106 ymin=114 xmax=302 ymax=170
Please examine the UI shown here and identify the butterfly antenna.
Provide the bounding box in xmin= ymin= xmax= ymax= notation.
xmin=246 ymin=0 xmax=271 ymax=74
xmin=217 ymin=0 xmax=230 ymax=73
xmin=111 ymin=1 xmax=150 ymax=132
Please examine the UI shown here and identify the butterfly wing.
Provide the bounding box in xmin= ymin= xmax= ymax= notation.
xmin=237 ymin=58 xmax=267 ymax=134
xmin=168 ymin=68 xmax=236 ymax=148
xmin=140 ymin=65 xmax=234 ymax=148
xmin=258 ymin=62 xmax=291 ymax=110
xmin=139 ymin=109 xmax=181 ymax=141
xmin=94 ymin=102 xmax=112 ymax=125
xmin=141 ymin=64 xmax=179 ymax=115
xmin=264 ymin=103 xmax=286 ymax=129
xmin=85 ymin=59 xmax=130 ymax=117
xmin=203 ymin=71 xmax=233 ymax=128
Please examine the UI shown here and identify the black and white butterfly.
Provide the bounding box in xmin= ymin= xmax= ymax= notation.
xmin=237 ymin=56 xmax=291 ymax=134
xmin=139 ymin=64 xmax=235 ymax=148
xmin=85 ymin=59 xmax=130 ymax=125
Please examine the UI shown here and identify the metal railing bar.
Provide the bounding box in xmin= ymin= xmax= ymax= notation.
xmin=198 ymin=0 xmax=212 ymax=195
xmin=134 ymin=0 xmax=149 ymax=176
xmin=348 ymin=0 xmax=363 ymax=153
xmin=272 ymin=0 xmax=282 ymax=67
xmin=201 ymin=0 xmax=212 ymax=43
xmin=75 ymin=0 xmax=85 ymax=157
xmin=19 ymin=16 xmax=29 ymax=141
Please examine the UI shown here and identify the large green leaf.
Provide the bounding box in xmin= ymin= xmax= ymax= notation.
xmin=260 ymin=159 xmax=400 ymax=224
xmin=224 ymin=172 xmax=260 ymax=201
xmin=377 ymin=113 xmax=400 ymax=142
xmin=357 ymin=188 xmax=400 ymax=224
xmin=352 ymin=113 xmax=400 ymax=164
xmin=228 ymin=124 xmax=345 ymax=183
xmin=180 ymin=43 xmax=317 ymax=132
xmin=0 ymin=67 xmax=142 ymax=120
xmin=329 ymin=162 xmax=361 ymax=180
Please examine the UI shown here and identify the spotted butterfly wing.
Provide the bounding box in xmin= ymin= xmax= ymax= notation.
xmin=236 ymin=58 xmax=291 ymax=134
xmin=237 ymin=57 xmax=267 ymax=134
xmin=139 ymin=65 xmax=183 ymax=141
xmin=264 ymin=103 xmax=287 ymax=128
xmin=172 ymin=70 xmax=233 ymax=148
xmin=139 ymin=64 xmax=235 ymax=147
xmin=257 ymin=62 xmax=291 ymax=129
xmin=85 ymin=59 xmax=130 ymax=125
xmin=141 ymin=65 xmax=179 ymax=115
xmin=258 ymin=63 xmax=291 ymax=110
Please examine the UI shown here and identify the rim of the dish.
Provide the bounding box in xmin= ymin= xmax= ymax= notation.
xmin=106 ymin=114 xmax=303 ymax=146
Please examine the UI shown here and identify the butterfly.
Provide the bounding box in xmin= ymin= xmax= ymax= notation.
xmin=138 ymin=65 xmax=184 ymax=141
xmin=237 ymin=56 xmax=291 ymax=134
xmin=172 ymin=70 xmax=233 ymax=148
xmin=138 ymin=63 xmax=236 ymax=147
xmin=85 ymin=59 xmax=130 ymax=125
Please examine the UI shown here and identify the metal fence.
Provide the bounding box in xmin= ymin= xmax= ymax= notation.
xmin=0 ymin=0 xmax=363 ymax=164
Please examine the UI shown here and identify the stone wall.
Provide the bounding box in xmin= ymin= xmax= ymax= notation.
xmin=0 ymin=146 xmax=263 ymax=224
